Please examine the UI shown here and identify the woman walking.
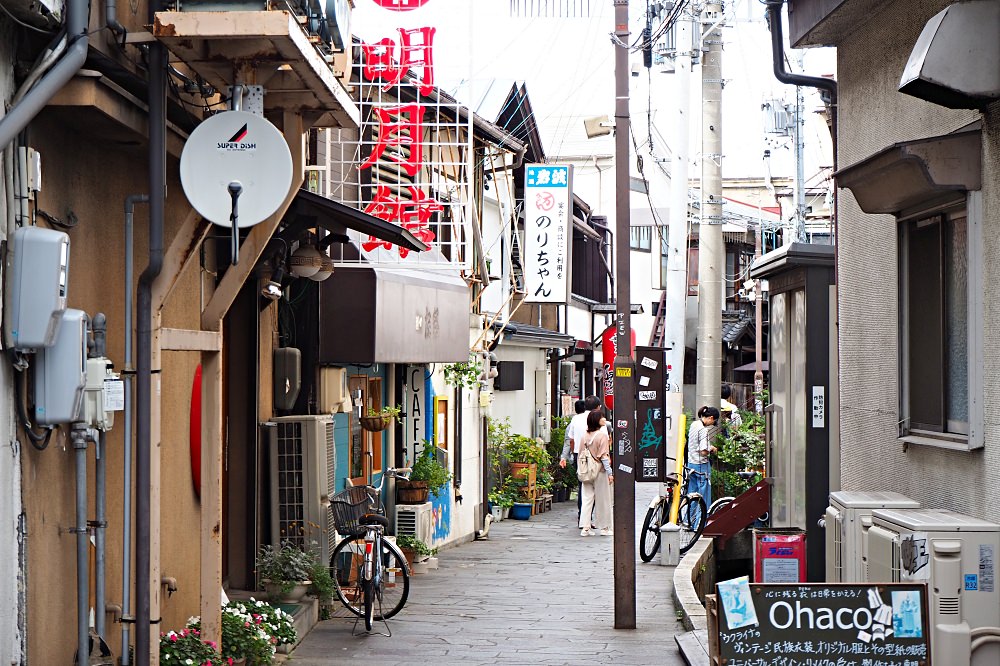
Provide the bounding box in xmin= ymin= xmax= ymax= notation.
xmin=578 ymin=410 xmax=614 ymax=536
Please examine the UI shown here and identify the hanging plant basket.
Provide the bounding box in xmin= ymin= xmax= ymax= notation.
xmin=360 ymin=415 xmax=391 ymax=432
xmin=396 ymin=480 xmax=429 ymax=504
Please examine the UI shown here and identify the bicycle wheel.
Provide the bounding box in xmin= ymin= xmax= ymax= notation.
xmin=639 ymin=502 xmax=663 ymax=562
xmin=363 ymin=576 xmax=375 ymax=631
xmin=330 ymin=537 xmax=410 ymax=620
xmin=677 ymin=494 xmax=707 ymax=555
xmin=708 ymin=496 xmax=734 ymax=517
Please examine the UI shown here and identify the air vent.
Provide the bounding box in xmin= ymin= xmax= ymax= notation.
xmin=938 ymin=597 xmax=960 ymax=615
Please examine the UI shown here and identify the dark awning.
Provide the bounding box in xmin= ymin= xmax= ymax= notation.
xmin=283 ymin=188 xmax=427 ymax=253
xmin=835 ymin=128 xmax=981 ymax=215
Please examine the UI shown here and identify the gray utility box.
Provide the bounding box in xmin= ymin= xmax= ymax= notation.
xmin=6 ymin=226 xmax=69 ymax=351
xmin=34 ymin=309 xmax=87 ymax=425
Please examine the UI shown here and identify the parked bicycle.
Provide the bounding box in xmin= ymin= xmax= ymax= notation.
xmin=639 ymin=465 xmax=708 ymax=563
xmin=328 ymin=467 xmax=412 ymax=632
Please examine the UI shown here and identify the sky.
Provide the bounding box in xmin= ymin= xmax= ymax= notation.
xmin=350 ymin=0 xmax=835 ymax=184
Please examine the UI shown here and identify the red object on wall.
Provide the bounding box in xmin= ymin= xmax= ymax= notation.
xmin=753 ymin=529 xmax=807 ymax=583
xmin=372 ymin=0 xmax=431 ymax=10
xmin=600 ymin=325 xmax=636 ymax=410
xmin=190 ymin=364 xmax=202 ymax=499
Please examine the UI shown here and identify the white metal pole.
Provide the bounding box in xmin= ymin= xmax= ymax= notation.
xmin=695 ymin=1 xmax=724 ymax=412
xmin=664 ymin=9 xmax=693 ymax=398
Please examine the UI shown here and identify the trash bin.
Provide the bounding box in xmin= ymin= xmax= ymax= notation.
xmin=753 ymin=528 xmax=806 ymax=583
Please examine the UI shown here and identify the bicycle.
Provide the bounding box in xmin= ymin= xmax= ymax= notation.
xmin=328 ymin=467 xmax=412 ymax=633
xmin=638 ymin=465 xmax=708 ymax=563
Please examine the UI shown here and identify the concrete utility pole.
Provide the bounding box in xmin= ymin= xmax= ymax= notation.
xmin=664 ymin=9 xmax=693 ymax=398
xmin=695 ymin=1 xmax=724 ymax=412
xmin=793 ymin=69 xmax=806 ymax=243
xmin=612 ymin=0 xmax=636 ymax=630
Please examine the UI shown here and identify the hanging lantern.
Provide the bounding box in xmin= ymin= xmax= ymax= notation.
xmin=289 ymin=244 xmax=322 ymax=278
xmin=308 ymin=255 xmax=335 ymax=282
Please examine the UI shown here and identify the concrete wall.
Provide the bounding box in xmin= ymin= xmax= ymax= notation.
xmin=21 ymin=112 xmax=205 ymax=663
xmin=490 ymin=344 xmax=549 ymax=440
xmin=836 ymin=0 xmax=997 ymax=518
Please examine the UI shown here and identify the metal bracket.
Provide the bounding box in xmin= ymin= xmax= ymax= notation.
xmin=226 ymin=85 xmax=264 ymax=116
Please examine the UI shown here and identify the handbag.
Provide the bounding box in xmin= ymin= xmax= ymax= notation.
xmin=576 ymin=437 xmax=602 ymax=483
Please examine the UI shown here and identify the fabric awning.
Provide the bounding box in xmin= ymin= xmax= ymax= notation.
xmin=318 ymin=263 xmax=470 ymax=365
xmin=284 ymin=188 xmax=427 ymax=252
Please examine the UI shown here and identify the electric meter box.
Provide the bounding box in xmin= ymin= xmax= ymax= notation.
xmin=34 ymin=309 xmax=87 ymax=425
xmin=6 ymin=226 xmax=70 ymax=351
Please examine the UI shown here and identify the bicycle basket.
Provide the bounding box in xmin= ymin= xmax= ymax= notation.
xmin=329 ymin=485 xmax=382 ymax=538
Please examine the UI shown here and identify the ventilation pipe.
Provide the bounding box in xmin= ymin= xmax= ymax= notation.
xmin=71 ymin=422 xmax=89 ymax=666
xmin=0 ymin=0 xmax=89 ymax=150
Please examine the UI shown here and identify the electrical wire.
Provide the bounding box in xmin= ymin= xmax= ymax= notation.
xmin=12 ymin=358 xmax=54 ymax=450
xmin=0 ymin=1 xmax=57 ymax=35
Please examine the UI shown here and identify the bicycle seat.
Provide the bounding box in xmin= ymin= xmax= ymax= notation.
xmin=359 ymin=513 xmax=389 ymax=528
xmin=665 ymin=472 xmax=680 ymax=485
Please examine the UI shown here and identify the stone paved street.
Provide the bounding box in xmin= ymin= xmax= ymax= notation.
xmin=290 ymin=485 xmax=687 ymax=665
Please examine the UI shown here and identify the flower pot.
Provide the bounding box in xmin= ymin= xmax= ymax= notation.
xmin=264 ymin=580 xmax=311 ymax=603
xmin=427 ymin=556 xmax=439 ymax=570
xmin=396 ymin=479 xmax=429 ymax=504
xmin=490 ymin=505 xmax=503 ymax=522
xmin=502 ymin=506 xmax=510 ymax=519
xmin=360 ymin=415 xmax=391 ymax=432
xmin=411 ymin=559 xmax=430 ymax=574
xmin=510 ymin=502 xmax=532 ymax=520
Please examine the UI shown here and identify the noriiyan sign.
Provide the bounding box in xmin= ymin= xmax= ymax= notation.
xmin=714 ymin=580 xmax=930 ymax=666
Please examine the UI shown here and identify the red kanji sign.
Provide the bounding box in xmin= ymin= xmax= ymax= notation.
xmin=372 ymin=0 xmax=431 ymax=10
xmin=358 ymin=104 xmax=426 ymax=177
xmin=362 ymin=27 xmax=437 ymax=96
xmin=362 ymin=185 xmax=440 ymax=257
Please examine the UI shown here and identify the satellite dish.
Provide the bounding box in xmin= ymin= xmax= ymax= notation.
xmin=180 ymin=110 xmax=293 ymax=229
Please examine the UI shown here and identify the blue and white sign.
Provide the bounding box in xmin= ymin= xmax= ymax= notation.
xmin=523 ymin=165 xmax=572 ymax=303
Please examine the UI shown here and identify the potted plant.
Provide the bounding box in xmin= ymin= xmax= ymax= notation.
xmin=442 ymin=354 xmax=483 ymax=389
xmin=397 ymin=443 xmax=452 ymax=504
xmin=241 ymin=598 xmax=297 ymax=655
xmin=360 ymin=404 xmax=402 ymax=432
xmin=159 ymin=628 xmax=223 ymax=666
xmin=255 ymin=541 xmax=313 ymax=602
xmin=187 ymin=598 xmax=296 ymax=665
xmin=506 ymin=434 xmax=551 ymax=504
xmin=397 ymin=535 xmax=434 ymax=572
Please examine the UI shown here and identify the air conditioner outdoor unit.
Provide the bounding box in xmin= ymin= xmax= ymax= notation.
xmin=867 ymin=508 xmax=1000 ymax=666
xmin=824 ymin=491 xmax=920 ymax=583
xmin=268 ymin=415 xmax=335 ymax=566
xmin=395 ymin=502 xmax=433 ymax=543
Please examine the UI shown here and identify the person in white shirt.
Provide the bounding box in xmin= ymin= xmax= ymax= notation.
xmin=687 ymin=406 xmax=720 ymax=507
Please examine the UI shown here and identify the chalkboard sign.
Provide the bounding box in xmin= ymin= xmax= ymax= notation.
xmin=634 ymin=346 xmax=666 ymax=482
xmin=713 ymin=581 xmax=931 ymax=665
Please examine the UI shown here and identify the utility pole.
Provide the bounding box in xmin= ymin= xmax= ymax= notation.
xmin=664 ymin=7 xmax=693 ymax=402
xmin=612 ymin=0 xmax=636 ymax=630
xmin=754 ymin=222 xmax=764 ymax=413
xmin=794 ymin=66 xmax=806 ymax=243
xmin=695 ymin=1 xmax=724 ymax=411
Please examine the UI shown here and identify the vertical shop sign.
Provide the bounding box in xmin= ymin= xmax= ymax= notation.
xmin=523 ymin=165 xmax=572 ymax=303
xmin=634 ymin=346 xmax=666 ymax=482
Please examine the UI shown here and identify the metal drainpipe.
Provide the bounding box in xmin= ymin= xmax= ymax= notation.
xmin=0 ymin=0 xmax=89 ymax=150
xmin=135 ymin=28 xmax=167 ymax=666
xmin=106 ymin=0 xmax=126 ymax=40
xmin=122 ymin=194 xmax=147 ymax=665
xmin=91 ymin=313 xmax=108 ymax=643
xmin=71 ymin=423 xmax=89 ymax=666
xmin=764 ymin=0 xmax=837 ymax=167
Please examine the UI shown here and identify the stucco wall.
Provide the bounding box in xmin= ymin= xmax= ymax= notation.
xmin=836 ymin=0 xmax=996 ymax=518
xmin=23 ymin=113 xmax=204 ymax=663
xmin=0 ymin=15 xmax=25 ymax=664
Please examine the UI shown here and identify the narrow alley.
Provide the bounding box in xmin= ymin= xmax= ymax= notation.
xmin=290 ymin=486 xmax=687 ymax=665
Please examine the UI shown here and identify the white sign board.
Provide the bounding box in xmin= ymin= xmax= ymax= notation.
xmin=812 ymin=385 xmax=825 ymax=428
xmin=523 ymin=165 xmax=571 ymax=303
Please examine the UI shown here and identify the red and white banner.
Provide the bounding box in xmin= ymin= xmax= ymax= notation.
xmin=601 ymin=325 xmax=636 ymax=411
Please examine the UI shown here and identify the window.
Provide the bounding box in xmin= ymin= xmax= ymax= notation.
xmin=898 ymin=198 xmax=982 ymax=449
xmin=658 ymin=233 xmax=668 ymax=290
xmin=630 ymin=225 xmax=652 ymax=252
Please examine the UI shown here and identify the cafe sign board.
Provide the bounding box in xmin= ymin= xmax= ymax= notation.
xmin=713 ymin=580 xmax=931 ymax=665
